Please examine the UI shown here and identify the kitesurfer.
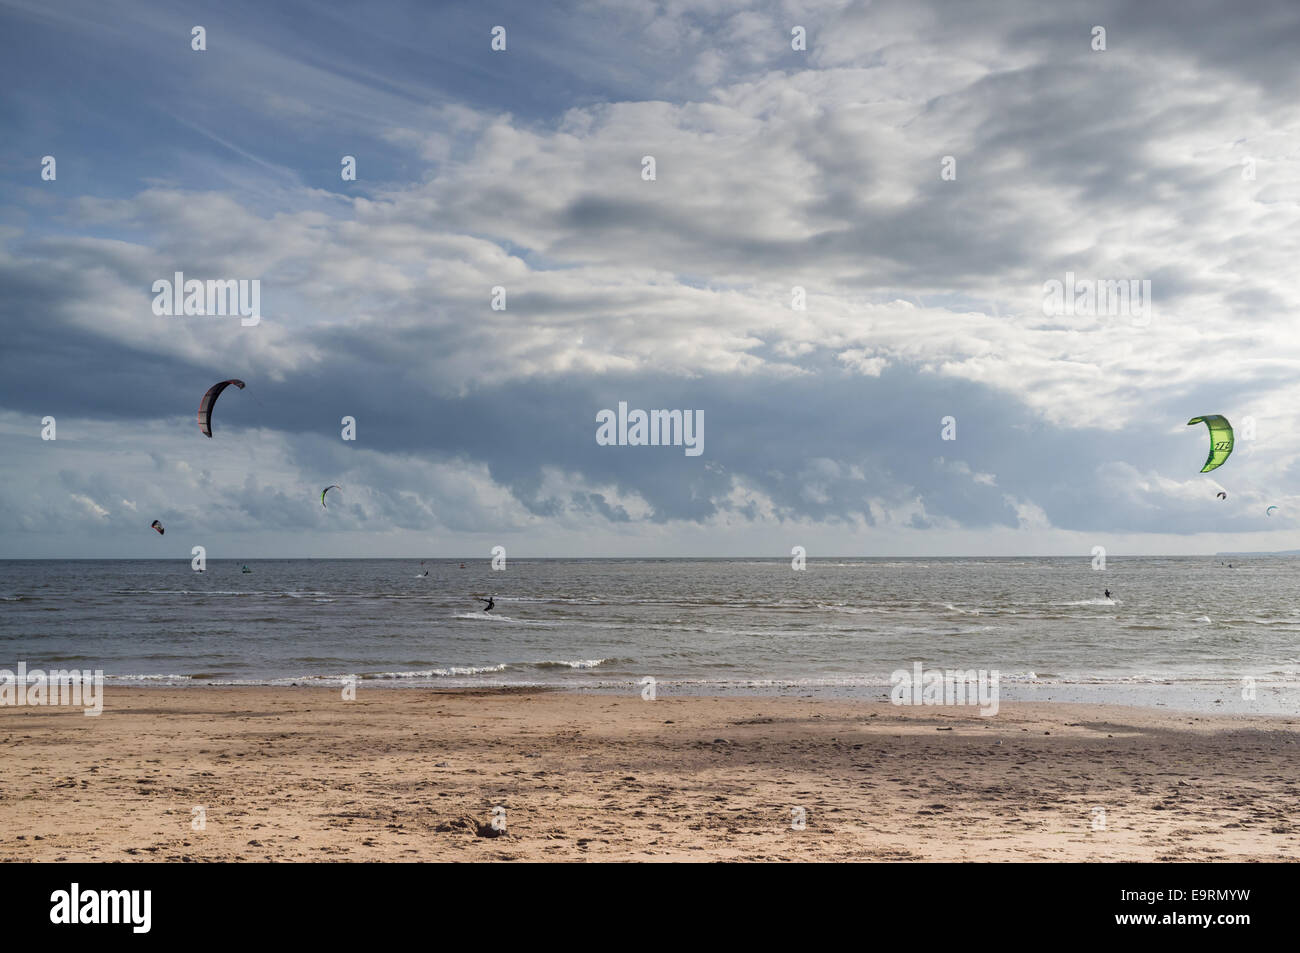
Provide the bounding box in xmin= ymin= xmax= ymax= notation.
xmin=477 ymin=596 xmax=495 ymax=613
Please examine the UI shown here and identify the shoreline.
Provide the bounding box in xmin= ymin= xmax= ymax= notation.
xmin=3 ymin=687 xmax=1298 ymax=861
xmin=14 ymin=677 xmax=1298 ymax=717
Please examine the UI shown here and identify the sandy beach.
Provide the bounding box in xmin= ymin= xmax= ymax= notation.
xmin=1 ymin=687 xmax=1297 ymax=862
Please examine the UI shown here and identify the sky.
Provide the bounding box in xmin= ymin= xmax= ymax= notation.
xmin=2 ymin=0 xmax=1300 ymax=558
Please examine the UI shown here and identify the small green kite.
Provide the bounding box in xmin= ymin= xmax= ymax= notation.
xmin=1187 ymin=415 xmax=1233 ymax=473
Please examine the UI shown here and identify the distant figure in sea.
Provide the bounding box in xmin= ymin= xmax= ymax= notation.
xmin=477 ymin=596 xmax=495 ymax=613
xmin=1104 ymin=589 xmax=1111 ymax=600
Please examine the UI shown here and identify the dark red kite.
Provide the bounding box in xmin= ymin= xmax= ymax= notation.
xmin=198 ymin=379 xmax=245 ymax=437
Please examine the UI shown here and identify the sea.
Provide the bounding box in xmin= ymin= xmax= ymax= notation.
xmin=2 ymin=557 xmax=1298 ymax=712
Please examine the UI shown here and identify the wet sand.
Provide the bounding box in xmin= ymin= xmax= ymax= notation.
xmin=1 ymin=687 xmax=1297 ymax=861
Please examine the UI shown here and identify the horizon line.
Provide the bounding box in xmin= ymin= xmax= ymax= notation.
xmin=0 ymin=553 xmax=1282 ymax=561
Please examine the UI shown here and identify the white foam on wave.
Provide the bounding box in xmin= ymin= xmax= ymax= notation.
xmin=531 ymin=658 xmax=608 ymax=669
xmin=368 ymin=664 xmax=510 ymax=678
xmin=449 ymin=612 xmax=554 ymax=626
xmin=204 ymin=675 xmax=350 ymax=686
xmin=102 ymin=673 xmax=193 ymax=682
xmin=498 ymin=595 xmax=600 ymax=604
xmin=112 ymin=589 xmax=334 ymax=598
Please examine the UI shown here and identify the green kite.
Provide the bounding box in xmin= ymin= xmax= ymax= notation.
xmin=1187 ymin=415 xmax=1233 ymax=473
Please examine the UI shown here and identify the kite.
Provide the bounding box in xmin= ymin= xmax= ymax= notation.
xmin=198 ymin=379 xmax=246 ymax=438
xmin=1216 ymin=491 xmax=1227 ymax=500
xmin=321 ymin=485 xmax=341 ymax=507
xmin=1186 ymin=415 xmax=1233 ymax=473
xmin=150 ymin=520 xmax=164 ymax=535
xmin=1267 ymin=505 xmax=1279 ymax=516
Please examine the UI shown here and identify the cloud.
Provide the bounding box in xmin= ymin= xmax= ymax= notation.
xmin=3 ymin=0 xmax=1300 ymax=556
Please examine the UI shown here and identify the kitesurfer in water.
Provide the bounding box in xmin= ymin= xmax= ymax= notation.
xmin=1104 ymin=589 xmax=1111 ymax=600
xmin=477 ymin=596 xmax=495 ymax=613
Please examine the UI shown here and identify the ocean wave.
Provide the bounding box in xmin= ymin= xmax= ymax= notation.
xmin=530 ymin=658 xmax=608 ymax=669
xmin=108 ymin=589 xmax=335 ymax=598
xmin=498 ymin=595 xmax=601 ymax=604
xmin=448 ymin=612 xmax=555 ymax=626
xmin=57 ymin=670 xmax=1300 ymax=690
xmin=102 ymin=673 xmax=193 ymax=682
xmin=367 ymin=664 xmax=510 ymax=678
xmin=203 ymin=675 xmax=350 ymax=686
xmin=815 ymin=604 xmax=889 ymax=614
